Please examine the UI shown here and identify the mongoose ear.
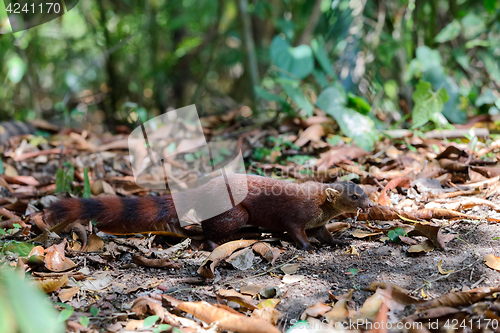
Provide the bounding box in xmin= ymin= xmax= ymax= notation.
xmin=325 ymin=188 xmax=340 ymax=203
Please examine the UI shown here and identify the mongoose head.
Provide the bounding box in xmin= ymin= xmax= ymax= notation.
xmin=325 ymin=181 xmax=374 ymax=214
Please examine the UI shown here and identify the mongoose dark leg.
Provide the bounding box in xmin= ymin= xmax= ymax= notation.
xmin=286 ymin=226 xmax=313 ymax=251
xmin=307 ymin=226 xmax=347 ymax=247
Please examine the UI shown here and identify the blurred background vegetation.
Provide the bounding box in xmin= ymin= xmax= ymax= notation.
xmin=0 ymin=0 xmax=499 ymax=151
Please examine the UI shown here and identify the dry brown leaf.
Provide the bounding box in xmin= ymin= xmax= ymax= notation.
xmin=257 ymin=299 xmax=281 ymax=309
xmin=218 ymin=289 xmax=257 ymax=310
xmin=251 ymin=308 xmax=281 ymax=325
xmin=281 ymin=263 xmax=300 ymax=275
xmin=252 ymin=242 xmax=280 ymax=265
xmin=294 ymin=124 xmax=325 ymax=147
xmin=240 ymin=284 xmax=264 ymax=296
xmin=351 ymin=230 xmax=382 ymax=238
xmin=438 ymin=260 xmax=455 ymax=274
xmin=324 ymin=289 xmax=354 ymax=322
xmin=398 ymin=235 xmax=419 ymax=245
xmin=28 ymin=245 xmax=45 ymax=257
xmin=197 ymin=240 xmax=258 ymax=278
xmin=300 ymin=303 xmax=332 ymax=320
xmin=37 ymin=274 xmax=68 ymax=293
xmin=177 ymin=300 xmax=280 ymax=333
xmin=58 ymin=286 xmax=80 ymax=302
xmin=410 ymin=224 xmax=445 ymax=250
xmin=366 ymin=282 xmax=411 ymax=294
xmin=417 ymin=287 xmax=500 ymax=309
xmin=132 ymin=255 xmax=182 ymax=269
xmin=317 ymin=146 xmax=369 ymax=168
xmin=359 ymin=292 xmax=384 ymax=320
xmin=324 ymin=298 xmax=350 ymax=322
xmin=408 ymin=240 xmax=435 ymax=253
xmin=44 ymin=242 xmax=77 ymax=272
xmin=368 ymin=297 xmax=388 ymax=333
xmin=326 ymin=222 xmax=350 ymax=233
xmin=378 ymin=177 xmax=412 ymax=206
xmin=86 ymin=234 xmax=105 ymax=252
xmin=484 ymin=254 xmax=500 ymax=271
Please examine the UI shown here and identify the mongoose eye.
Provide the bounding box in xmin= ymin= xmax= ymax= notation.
xmin=351 ymin=194 xmax=359 ymax=200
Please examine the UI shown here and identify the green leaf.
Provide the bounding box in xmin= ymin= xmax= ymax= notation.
xmin=484 ymin=0 xmax=496 ymax=12
xmin=347 ymin=93 xmax=371 ymax=115
xmin=461 ymin=13 xmax=485 ymax=40
xmin=435 ymin=20 xmax=461 ymax=43
xmin=157 ymin=324 xmax=172 ymax=332
xmin=253 ymin=86 xmax=287 ymax=104
xmin=90 ymin=307 xmax=99 ymax=317
xmin=452 ymin=50 xmax=469 ymax=70
xmin=312 ymin=69 xmax=329 ymax=88
xmin=143 ymin=315 xmax=160 ymax=328
xmin=83 ymin=167 xmax=91 ymax=199
xmin=348 ymin=268 xmax=359 ymax=276
xmin=3 ymin=241 xmax=34 ymax=256
xmin=64 ymin=164 xmax=75 ymax=193
xmin=317 ymin=87 xmax=376 ymax=151
xmin=0 ymin=228 xmax=6 ymax=235
xmin=7 ymin=56 xmax=26 ymax=84
xmin=79 ymin=316 xmax=89 ymax=328
xmin=1 ymin=269 xmax=65 ymax=333
xmin=387 ymin=230 xmax=400 ymax=243
xmin=278 ymin=79 xmax=314 ymax=117
xmin=58 ymin=309 xmax=74 ymax=322
xmin=465 ymin=39 xmax=490 ymax=49
xmin=411 ymin=81 xmax=449 ymax=128
xmin=270 ymin=36 xmax=314 ymax=79
xmin=55 ymin=302 xmax=74 ymax=310
xmin=0 ymin=156 xmax=4 ymax=175
xmin=394 ymin=227 xmax=406 ymax=237
xmin=479 ymin=51 xmax=500 ymax=86
xmin=311 ymin=37 xmax=335 ymax=77
xmin=55 ymin=168 xmax=65 ymax=193
xmin=476 ymin=89 xmax=498 ymax=107
xmin=383 ymin=80 xmax=398 ymax=99
xmin=276 ymin=18 xmax=295 ymax=40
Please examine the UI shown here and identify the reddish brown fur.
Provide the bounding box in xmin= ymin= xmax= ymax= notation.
xmin=46 ymin=175 xmax=373 ymax=250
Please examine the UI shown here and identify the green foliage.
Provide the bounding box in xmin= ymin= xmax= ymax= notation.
xmin=348 ymin=268 xmax=360 ymax=291
xmin=277 ymin=78 xmax=314 ymax=117
xmin=89 ymin=307 xmax=99 ymax=317
xmin=83 ymin=167 xmax=91 ymax=199
xmin=1 ymin=241 xmax=34 ymax=256
xmin=435 ymin=20 xmax=461 ymax=43
xmin=316 ymin=87 xmax=377 ymax=151
xmin=0 ymin=157 xmax=3 ymax=176
xmin=55 ymin=162 xmax=75 ymax=194
xmin=57 ymin=308 xmax=74 ymax=322
xmin=143 ymin=315 xmax=160 ymax=328
xmin=270 ymin=36 xmax=314 ymax=79
xmin=0 ymin=0 xmax=499 ymax=150
xmin=79 ymin=316 xmax=89 ymax=328
xmin=311 ymin=37 xmax=335 ymax=77
xmin=0 ymin=268 xmax=64 ymax=333
xmin=411 ymin=81 xmax=450 ymax=129
xmin=6 ymin=56 xmax=26 ymax=84
xmin=388 ymin=227 xmax=407 ymax=243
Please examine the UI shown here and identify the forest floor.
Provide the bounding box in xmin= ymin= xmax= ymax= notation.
xmin=1 ymin=118 xmax=500 ymax=332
